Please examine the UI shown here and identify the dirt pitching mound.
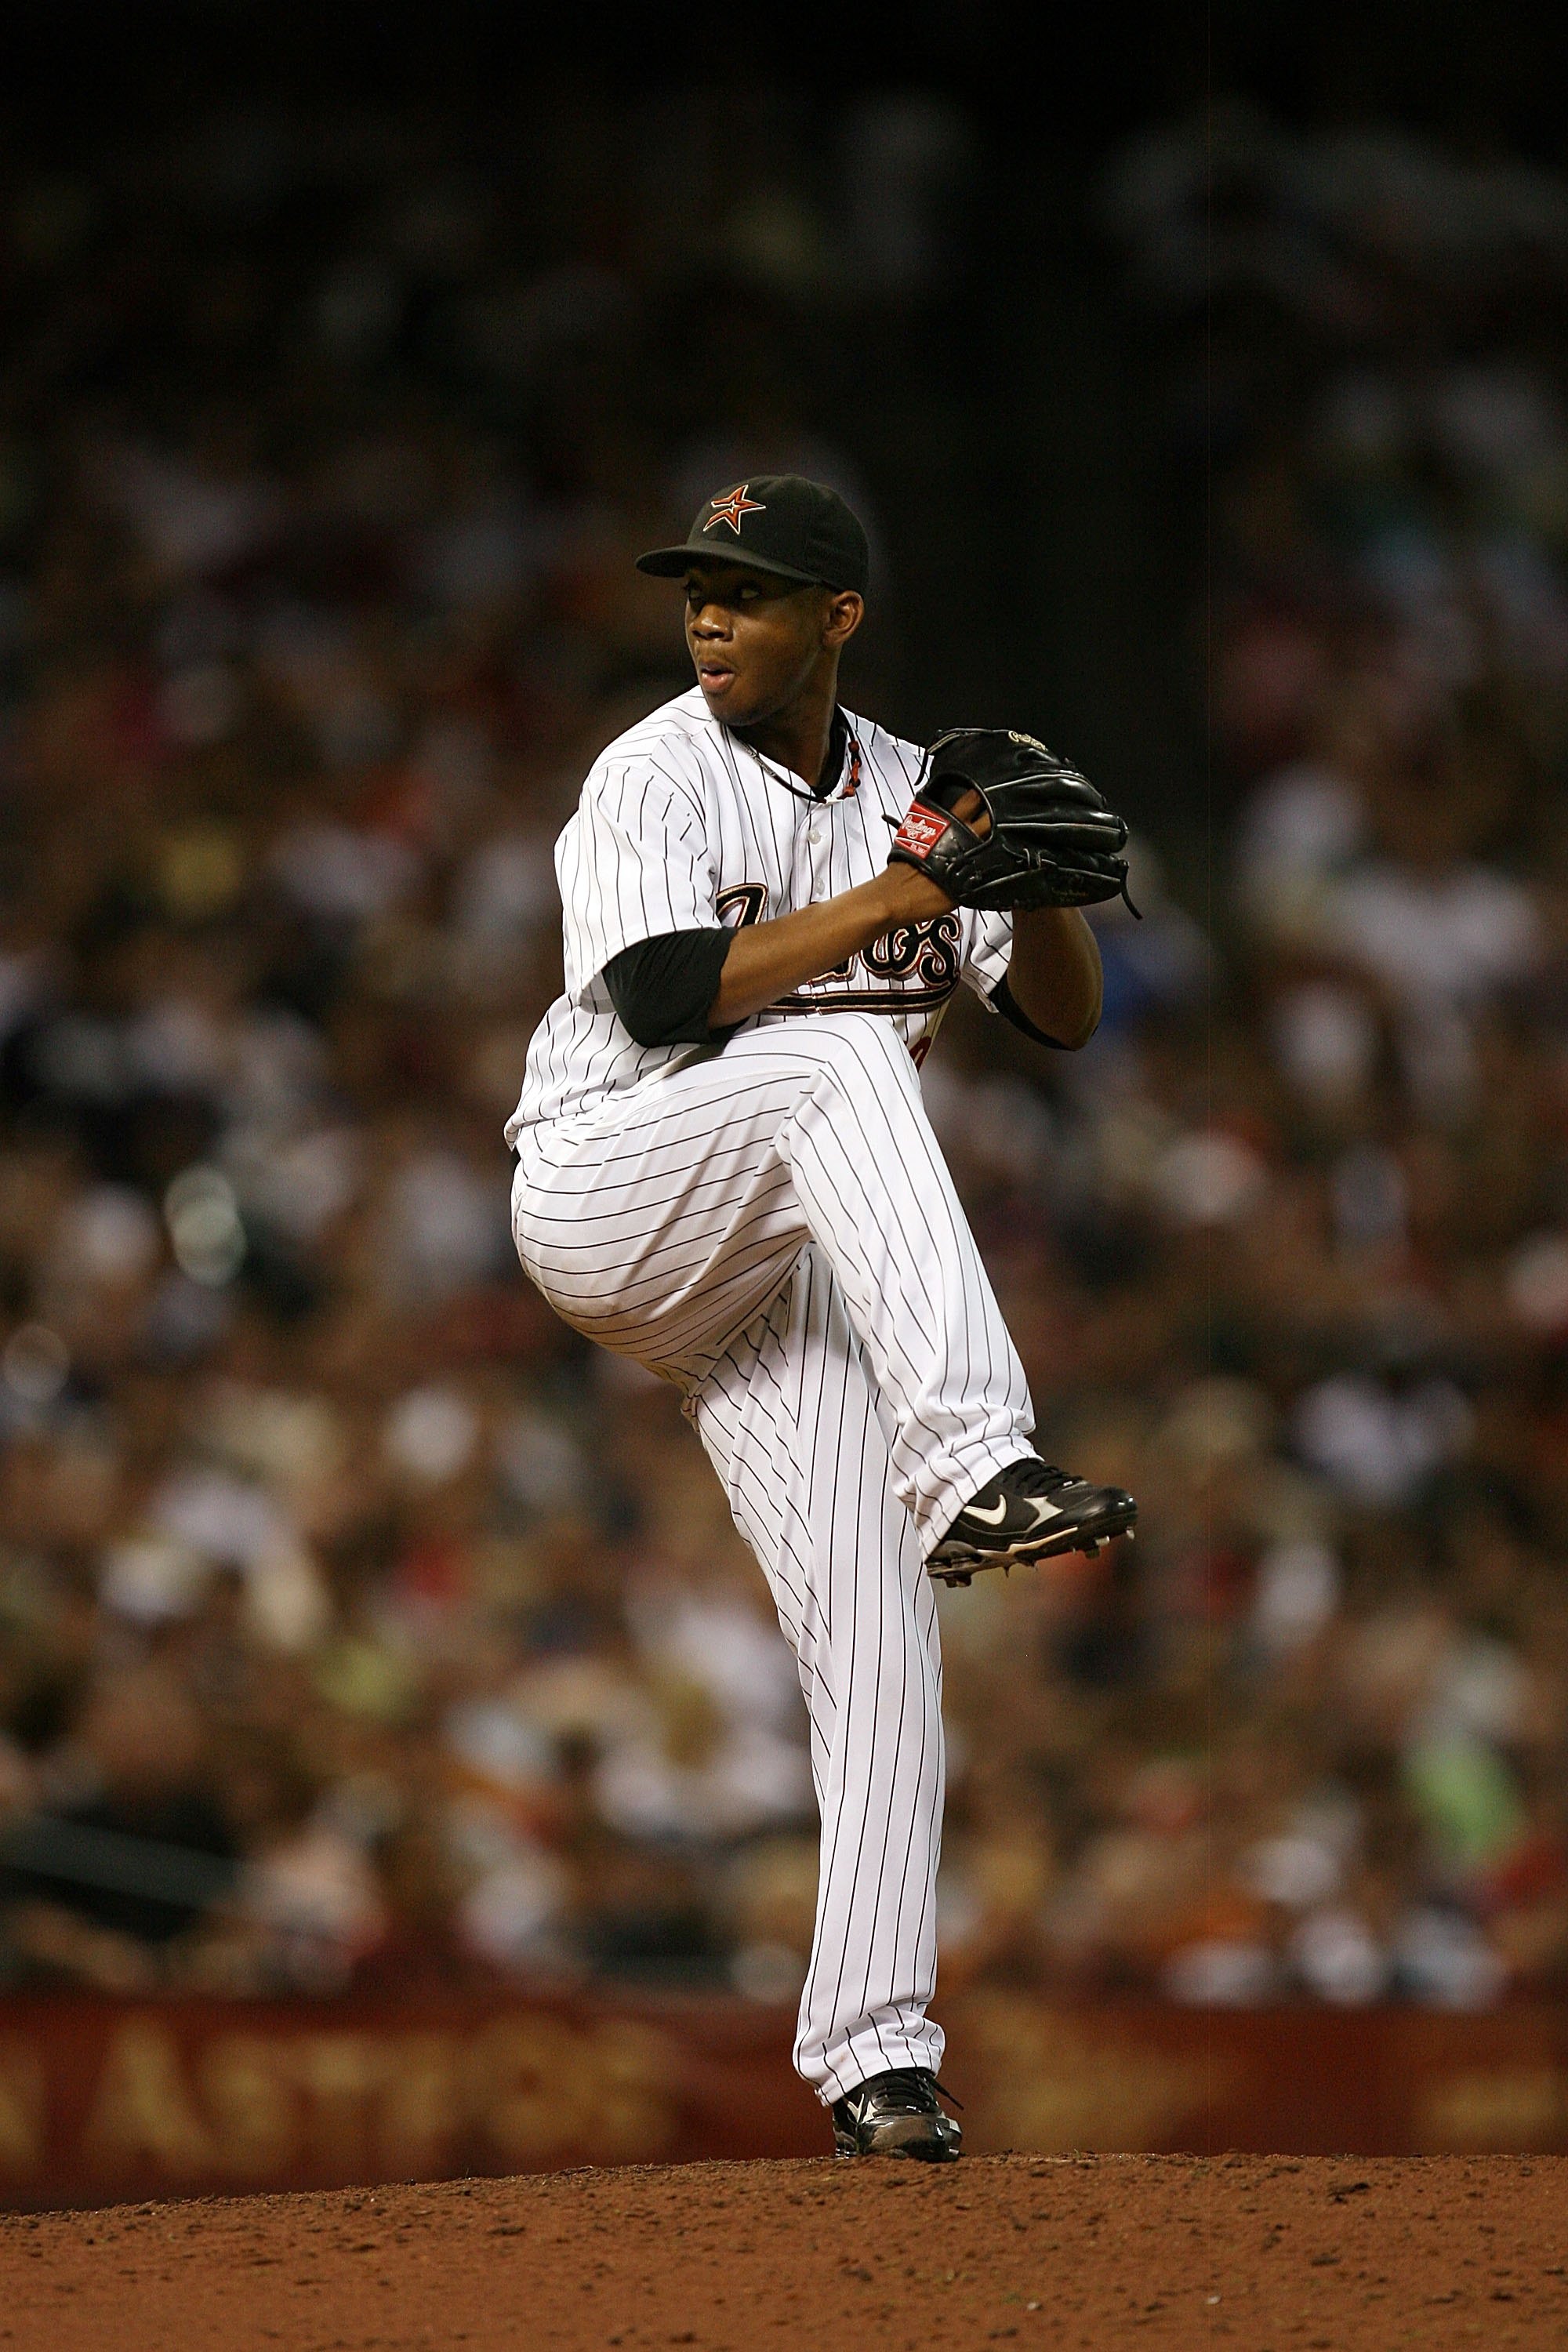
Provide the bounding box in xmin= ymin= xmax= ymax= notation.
xmin=3 ymin=2153 xmax=1566 ymax=2350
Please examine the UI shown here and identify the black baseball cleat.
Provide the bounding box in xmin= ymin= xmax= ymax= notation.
xmin=928 ymin=1455 xmax=1137 ymax=1586
xmin=831 ymin=2068 xmax=963 ymax=2161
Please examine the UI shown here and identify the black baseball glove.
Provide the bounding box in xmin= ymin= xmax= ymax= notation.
xmin=888 ymin=728 xmax=1136 ymax=914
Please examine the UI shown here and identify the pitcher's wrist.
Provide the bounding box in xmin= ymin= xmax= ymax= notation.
xmin=873 ymin=864 xmax=954 ymax=924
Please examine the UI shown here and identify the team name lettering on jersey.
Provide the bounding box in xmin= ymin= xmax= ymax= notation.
xmin=718 ymin=885 xmax=964 ymax=1015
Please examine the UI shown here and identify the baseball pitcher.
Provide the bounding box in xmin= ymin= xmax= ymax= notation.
xmin=507 ymin=476 xmax=1137 ymax=2159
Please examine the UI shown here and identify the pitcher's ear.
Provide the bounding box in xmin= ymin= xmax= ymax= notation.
xmin=824 ymin=589 xmax=864 ymax=648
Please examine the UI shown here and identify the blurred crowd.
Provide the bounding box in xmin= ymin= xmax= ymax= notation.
xmin=1018 ymin=107 xmax=1568 ymax=2008
xmin=1 ymin=92 xmax=1566 ymax=2013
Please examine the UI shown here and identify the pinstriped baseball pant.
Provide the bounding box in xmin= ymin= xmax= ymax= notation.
xmin=510 ymin=1011 xmax=1035 ymax=2097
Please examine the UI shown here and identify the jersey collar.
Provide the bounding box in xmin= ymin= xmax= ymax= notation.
xmin=732 ymin=706 xmax=861 ymax=805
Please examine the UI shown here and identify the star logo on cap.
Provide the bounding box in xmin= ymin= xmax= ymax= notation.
xmin=703 ymin=484 xmax=766 ymax=536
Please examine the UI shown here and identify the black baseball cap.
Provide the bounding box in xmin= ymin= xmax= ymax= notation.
xmin=636 ymin=474 xmax=869 ymax=597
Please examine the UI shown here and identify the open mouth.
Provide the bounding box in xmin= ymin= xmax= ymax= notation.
xmin=697 ymin=663 xmax=735 ymax=691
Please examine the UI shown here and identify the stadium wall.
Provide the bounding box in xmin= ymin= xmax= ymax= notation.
xmin=3 ymin=1994 xmax=1568 ymax=2209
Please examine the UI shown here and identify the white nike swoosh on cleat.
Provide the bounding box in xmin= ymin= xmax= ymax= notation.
xmin=965 ymin=1494 xmax=1065 ymax=1531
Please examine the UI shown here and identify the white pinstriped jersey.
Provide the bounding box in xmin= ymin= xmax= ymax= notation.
xmin=506 ymin=688 xmax=1014 ymax=1136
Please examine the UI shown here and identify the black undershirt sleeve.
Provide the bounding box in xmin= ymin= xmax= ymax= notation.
xmin=601 ymin=928 xmax=735 ymax=1047
xmin=988 ymin=974 xmax=1068 ymax=1050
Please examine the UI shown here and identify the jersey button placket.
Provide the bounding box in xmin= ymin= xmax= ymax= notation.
xmin=806 ymin=804 xmax=829 ymax=891
xmin=797 ymin=808 xmax=822 ymax=895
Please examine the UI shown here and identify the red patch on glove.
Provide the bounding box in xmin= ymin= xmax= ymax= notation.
xmin=892 ymin=804 xmax=949 ymax=860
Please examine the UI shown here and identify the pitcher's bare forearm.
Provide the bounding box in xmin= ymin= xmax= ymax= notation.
xmin=1005 ymin=906 xmax=1102 ymax=1049
xmin=710 ymin=866 xmax=952 ymax=1029
xmin=710 ymin=869 xmax=1101 ymax=1048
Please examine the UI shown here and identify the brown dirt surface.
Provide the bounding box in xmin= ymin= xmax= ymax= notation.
xmin=2 ymin=2153 xmax=1566 ymax=2350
